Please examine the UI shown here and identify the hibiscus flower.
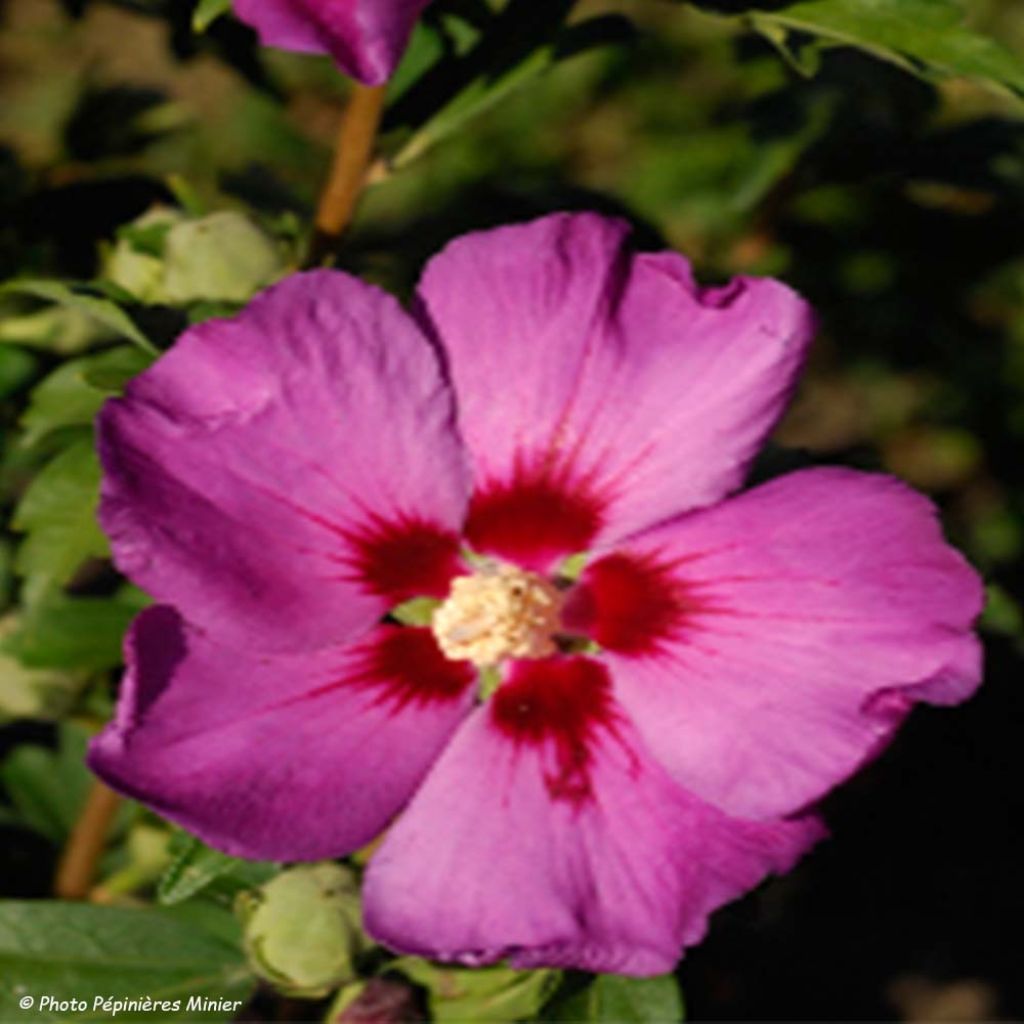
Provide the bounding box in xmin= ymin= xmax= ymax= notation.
xmin=89 ymin=213 xmax=982 ymax=975
xmin=233 ymin=0 xmax=431 ymax=84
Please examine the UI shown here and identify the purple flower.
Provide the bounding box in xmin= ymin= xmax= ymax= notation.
xmin=233 ymin=0 xmax=431 ymax=84
xmin=90 ymin=213 xmax=983 ymax=975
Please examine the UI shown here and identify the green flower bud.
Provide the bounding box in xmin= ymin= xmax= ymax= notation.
xmin=392 ymin=959 xmax=560 ymax=1024
xmin=102 ymin=208 xmax=283 ymax=306
xmin=162 ymin=212 xmax=282 ymax=304
xmin=237 ymin=862 xmax=367 ymax=998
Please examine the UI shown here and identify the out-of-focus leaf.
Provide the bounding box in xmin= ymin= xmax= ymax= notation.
xmin=0 ymin=305 xmax=107 ymax=354
xmin=0 ymin=347 xmax=36 ymax=399
xmin=549 ymin=974 xmax=685 ymax=1023
xmin=11 ymin=438 xmax=107 ymax=606
xmin=158 ymin=834 xmax=276 ymax=907
xmin=703 ymin=0 xmax=1024 ymax=99
xmin=193 ymin=0 xmax=233 ymax=33
xmin=387 ymin=0 xmax=623 ymax=169
xmin=0 ymin=594 xmax=135 ymax=672
xmin=0 ymin=722 xmax=92 ymax=843
xmin=0 ymin=615 xmax=83 ymax=722
xmin=0 ymin=901 xmax=255 ymax=1021
xmin=0 ymin=281 xmax=156 ymax=354
xmin=21 ymin=346 xmax=152 ymax=447
xmin=94 ymin=825 xmax=175 ymax=901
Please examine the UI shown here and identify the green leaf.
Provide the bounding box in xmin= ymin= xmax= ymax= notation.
xmin=1 ymin=595 xmax=136 ymax=672
xmin=551 ymin=974 xmax=685 ymax=1024
xmin=0 ymin=280 xmax=156 ymax=354
xmin=158 ymin=834 xmax=275 ymax=906
xmin=720 ymin=0 xmax=1024 ymax=99
xmin=193 ymin=0 xmax=233 ymax=32
xmin=0 ymin=901 xmax=255 ymax=1021
xmin=11 ymin=438 xmax=107 ymax=606
xmin=387 ymin=0 xmax=621 ymax=170
xmin=0 ymin=305 xmax=106 ymax=354
xmin=21 ymin=346 xmax=153 ymax=447
xmin=0 ymin=615 xmax=82 ymax=722
xmin=0 ymin=723 xmax=92 ymax=842
xmin=0 ymin=347 xmax=36 ymax=399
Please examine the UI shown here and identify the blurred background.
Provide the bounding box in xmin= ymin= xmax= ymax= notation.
xmin=1 ymin=0 xmax=1023 ymax=1019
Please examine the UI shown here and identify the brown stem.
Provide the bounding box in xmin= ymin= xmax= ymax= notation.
xmin=54 ymin=780 xmax=121 ymax=900
xmin=306 ymin=82 xmax=388 ymax=267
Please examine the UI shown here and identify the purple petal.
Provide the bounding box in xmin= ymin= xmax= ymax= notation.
xmin=415 ymin=213 xmax=815 ymax=569
xmin=233 ymin=0 xmax=431 ymax=84
xmin=99 ymin=271 xmax=469 ymax=654
xmin=89 ymin=608 xmax=476 ymax=860
xmin=585 ymin=468 xmax=983 ymax=821
xmin=364 ymin=657 xmax=821 ymax=975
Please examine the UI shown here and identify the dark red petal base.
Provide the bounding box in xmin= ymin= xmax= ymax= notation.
xmin=491 ymin=656 xmax=621 ymax=804
xmin=350 ymin=626 xmax=476 ymax=710
xmin=345 ymin=515 xmax=463 ymax=602
xmin=465 ymin=459 xmax=606 ymax=571
xmin=571 ymin=552 xmax=689 ymax=656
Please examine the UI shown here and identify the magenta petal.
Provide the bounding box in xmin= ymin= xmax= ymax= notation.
xmin=99 ymin=271 xmax=469 ymax=653
xmin=596 ymin=468 xmax=984 ymax=821
xmin=89 ymin=608 xmax=476 ymax=860
xmin=233 ymin=0 xmax=431 ymax=84
xmin=364 ymin=657 xmax=821 ymax=975
xmin=415 ymin=213 xmax=815 ymax=566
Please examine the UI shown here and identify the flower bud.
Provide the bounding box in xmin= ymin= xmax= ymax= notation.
xmin=328 ymin=977 xmax=425 ymax=1024
xmin=392 ymin=959 xmax=560 ymax=1024
xmin=237 ymin=862 xmax=367 ymax=998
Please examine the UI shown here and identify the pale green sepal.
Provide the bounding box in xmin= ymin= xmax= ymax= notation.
xmin=478 ymin=665 xmax=501 ymax=699
xmin=391 ymin=596 xmax=441 ymax=627
xmin=558 ymin=551 xmax=590 ymax=582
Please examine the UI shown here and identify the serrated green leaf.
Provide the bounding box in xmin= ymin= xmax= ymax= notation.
xmin=193 ymin=0 xmax=233 ymax=32
xmin=11 ymin=438 xmax=107 ymax=606
xmin=1 ymin=595 xmax=135 ymax=672
xmin=158 ymin=835 xmax=275 ymax=906
xmin=0 ymin=901 xmax=255 ymax=1021
xmin=21 ymin=346 xmax=152 ymax=447
xmin=387 ymin=0 xmax=620 ymax=170
xmin=721 ymin=0 xmax=1024 ymax=99
xmin=0 ymin=280 xmax=156 ymax=354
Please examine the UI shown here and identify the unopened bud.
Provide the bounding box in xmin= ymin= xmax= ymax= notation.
xmin=392 ymin=959 xmax=560 ymax=1024
xmin=237 ymin=862 xmax=366 ymax=998
xmin=329 ymin=977 xmax=425 ymax=1024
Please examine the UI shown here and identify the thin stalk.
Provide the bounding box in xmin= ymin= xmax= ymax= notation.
xmin=54 ymin=780 xmax=121 ymax=900
xmin=306 ymin=82 xmax=388 ymax=267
